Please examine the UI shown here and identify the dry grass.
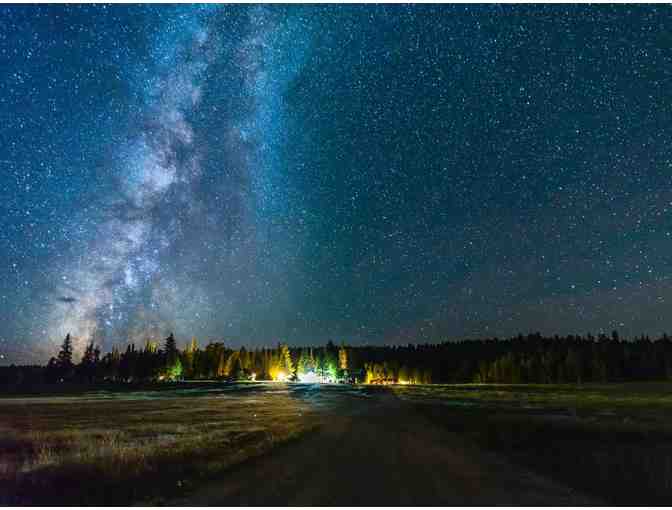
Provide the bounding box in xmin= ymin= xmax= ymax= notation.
xmin=4 ymin=382 xmax=672 ymax=505
xmin=0 ymin=388 xmax=324 ymax=505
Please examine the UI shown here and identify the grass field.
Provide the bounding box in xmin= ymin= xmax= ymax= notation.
xmin=2 ymin=382 xmax=672 ymax=505
xmin=0 ymin=384 xmax=324 ymax=505
xmin=396 ymin=383 xmax=672 ymax=505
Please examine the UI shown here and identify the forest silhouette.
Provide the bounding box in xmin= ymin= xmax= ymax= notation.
xmin=3 ymin=330 xmax=672 ymax=387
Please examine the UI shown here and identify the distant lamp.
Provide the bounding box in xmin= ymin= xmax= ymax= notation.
xmin=298 ymin=371 xmax=320 ymax=383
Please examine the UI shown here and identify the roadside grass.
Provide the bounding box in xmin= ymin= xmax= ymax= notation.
xmin=0 ymin=391 xmax=322 ymax=505
xmin=406 ymin=382 xmax=672 ymax=505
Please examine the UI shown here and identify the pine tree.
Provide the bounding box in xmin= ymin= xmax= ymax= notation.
xmin=122 ymin=343 xmax=138 ymax=381
xmin=167 ymin=357 xmax=183 ymax=381
xmin=78 ymin=341 xmax=97 ymax=382
xmin=223 ymin=351 xmax=238 ymax=378
xmin=81 ymin=341 xmax=94 ymax=364
xmin=364 ymin=362 xmax=374 ymax=384
xmin=57 ymin=334 xmax=74 ymax=370
xmin=279 ymin=344 xmax=294 ymax=377
xmin=263 ymin=349 xmax=272 ymax=379
xmin=338 ymin=345 xmax=348 ymax=371
xmin=217 ymin=351 xmax=227 ymax=378
xmin=162 ymin=333 xmax=180 ymax=381
xmin=144 ymin=339 xmax=158 ymax=353
xmin=54 ymin=333 xmax=75 ymax=381
xmin=307 ymin=348 xmax=317 ymax=373
xmin=297 ymin=349 xmax=310 ymax=377
xmin=233 ymin=355 xmax=245 ymax=380
xmin=239 ymin=346 xmax=249 ymax=370
xmin=108 ymin=346 xmax=121 ymax=381
xmin=183 ymin=337 xmax=198 ymax=378
xmin=164 ymin=333 xmax=178 ymax=365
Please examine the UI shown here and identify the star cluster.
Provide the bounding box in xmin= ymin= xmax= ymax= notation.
xmin=1 ymin=5 xmax=671 ymax=363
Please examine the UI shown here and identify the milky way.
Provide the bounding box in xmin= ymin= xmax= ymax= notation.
xmin=1 ymin=5 xmax=672 ymax=362
xmin=1 ymin=5 xmax=316 ymax=359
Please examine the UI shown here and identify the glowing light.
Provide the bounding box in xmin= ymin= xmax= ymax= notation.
xmin=250 ymin=372 xmax=257 ymax=381
xmin=298 ymin=371 xmax=320 ymax=383
xmin=274 ymin=370 xmax=289 ymax=382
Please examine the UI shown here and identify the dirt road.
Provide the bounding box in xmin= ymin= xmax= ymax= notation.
xmin=173 ymin=391 xmax=598 ymax=505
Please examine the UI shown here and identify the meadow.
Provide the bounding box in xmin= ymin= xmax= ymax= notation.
xmin=398 ymin=382 xmax=672 ymax=505
xmin=2 ymin=382 xmax=672 ymax=505
xmin=0 ymin=384 xmax=325 ymax=505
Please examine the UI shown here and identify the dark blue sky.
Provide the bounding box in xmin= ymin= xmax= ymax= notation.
xmin=1 ymin=5 xmax=671 ymax=363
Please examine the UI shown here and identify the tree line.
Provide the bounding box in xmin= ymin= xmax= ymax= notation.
xmin=2 ymin=330 xmax=672 ymax=387
xmin=38 ymin=333 xmax=345 ymax=384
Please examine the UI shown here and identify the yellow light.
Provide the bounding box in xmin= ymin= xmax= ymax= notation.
xmin=274 ymin=371 xmax=288 ymax=382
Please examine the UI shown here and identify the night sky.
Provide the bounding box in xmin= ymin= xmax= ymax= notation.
xmin=1 ymin=5 xmax=671 ymax=363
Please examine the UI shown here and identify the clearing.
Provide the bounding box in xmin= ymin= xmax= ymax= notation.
xmin=2 ymin=382 xmax=671 ymax=505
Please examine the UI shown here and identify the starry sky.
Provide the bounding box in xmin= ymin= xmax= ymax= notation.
xmin=1 ymin=4 xmax=672 ymax=363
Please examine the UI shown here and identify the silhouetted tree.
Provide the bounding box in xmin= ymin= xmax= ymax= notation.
xmin=77 ymin=341 xmax=98 ymax=383
xmin=57 ymin=334 xmax=74 ymax=368
xmin=164 ymin=333 xmax=178 ymax=365
xmin=52 ymin=334 xmax=75 ymax=381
